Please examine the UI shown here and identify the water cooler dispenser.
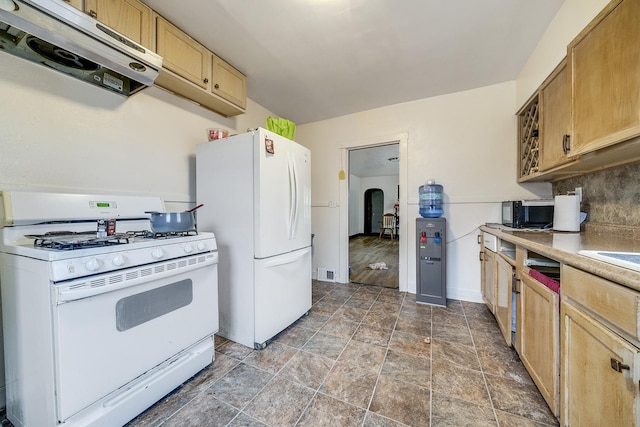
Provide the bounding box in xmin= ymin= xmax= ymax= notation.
xmin=416 ymin=218 xmax=446 ymax=306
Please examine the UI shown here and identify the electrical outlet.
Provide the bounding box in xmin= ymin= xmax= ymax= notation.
xmin=575 ymin=187 xmax=583 ymax=202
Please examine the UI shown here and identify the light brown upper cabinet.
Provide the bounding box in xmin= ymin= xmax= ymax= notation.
xmin=155 ymin=16 xmax=210 ymax=90
xmin=212 ymin=54 xmax=247 ymax=109
xmin=153 ymin=15 xmax=246 ymax=117
xmin=84 ymin=0 xmax=152 ymax=48
xmin=539 ymin=59 xmax=572 ymax=172
xmin=567 ymin=0 xmax=640 ymax=157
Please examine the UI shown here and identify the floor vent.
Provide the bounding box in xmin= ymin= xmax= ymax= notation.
xmin=317 ymin=268 xmax=336 ymax=282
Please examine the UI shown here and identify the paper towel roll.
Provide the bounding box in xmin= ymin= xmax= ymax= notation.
xmin=553 ymin=195 xmax=581 ymax=232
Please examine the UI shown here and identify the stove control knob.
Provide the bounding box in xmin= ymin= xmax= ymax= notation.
xmin=85 ymin=258 xmax=102 ymax=272
xmin=151 ymin=248 xmax=164 ymax=260
xmin=112 ymin=254 xmax=126 ymax=267
xmin=184 ymin=243 xmax=193 ymax=254
xmin=197 ymin=242 xmax=206 ymax=251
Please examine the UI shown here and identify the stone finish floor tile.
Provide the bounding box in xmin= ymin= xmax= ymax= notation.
xmin=380 ymin=349 xmax=430 ymax=388
xmin=273 ymin=324 xmax=317 ymax=349
xmin=242 ymin=342 xmax=298 ymax=374
xmin=278 ymin=351 xmax=333 ymax=389
xmin=297 ymin=392 xmax=366 ymax=426
xmin=243 ymin=376 xmax=315 ymax=426
xmin=485 ymin=373 xmax=558 ymax=425
xmin=432 ymin=339 xmax=481 ymax=371
xmin=430 ymin=393 xmax=497 ymax=426
xmin=118 ymin=282 xmax=561 ymax=427
xmin=301 ymin=332 xmax=350 ymax=360
xmin=208 ymin=363 xmax=273 ymax=409
xmin=369 ymin=374 xmax=430 ymax=426
xmin=431 ymin=359 xmax=492 ymax=407
xmin=337 ymin=339 xmax=387 ymax=372
xmin=352 ymin=323 xmax=393 ymax=347
xmin=163 ymin=393 xmax=238 ymax=427
xmin=319 ymin=361 xmax=379 ymax=408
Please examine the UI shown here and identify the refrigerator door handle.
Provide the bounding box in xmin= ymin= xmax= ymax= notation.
xmin=287 ymin=153 xmax=299 ymax=240
xmin=291 ymin=154 xmax=299 ymax=239
xmin=263 ymin=248 xmax=310 ymax=268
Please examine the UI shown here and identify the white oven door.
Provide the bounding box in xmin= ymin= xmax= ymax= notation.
xmin=51 ymin=253 xmax=218 ymax=422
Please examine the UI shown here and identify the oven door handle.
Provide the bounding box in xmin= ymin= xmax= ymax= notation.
xmin=55 ymin=253 xmax=218 ymax=304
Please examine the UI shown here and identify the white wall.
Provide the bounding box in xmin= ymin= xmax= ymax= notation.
xmin=0 ymin=54 xmax=274 ymax=206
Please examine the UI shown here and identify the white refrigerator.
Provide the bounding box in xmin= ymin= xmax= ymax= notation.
xmin=196 ymin=128 xmax=312 ymax=349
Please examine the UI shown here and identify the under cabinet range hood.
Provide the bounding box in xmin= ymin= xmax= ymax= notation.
xmin=0 ymin=0 xmax=162 ymax=96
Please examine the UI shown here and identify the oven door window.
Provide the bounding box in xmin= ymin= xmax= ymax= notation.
xmin=116 ymin=279 xmax=193 ymax=331
xmin=52 ymin=264 xmax=218 ymax=422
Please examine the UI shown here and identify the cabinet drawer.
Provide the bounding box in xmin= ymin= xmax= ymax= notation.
xmin=562 ymin=264 xmax=640 ymax=341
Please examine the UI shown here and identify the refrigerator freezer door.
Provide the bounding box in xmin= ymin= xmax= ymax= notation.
xmin=254 ymin=131 xmax=311 ymax=259
xmin=254 ymin=247 xmax=312 ymax=346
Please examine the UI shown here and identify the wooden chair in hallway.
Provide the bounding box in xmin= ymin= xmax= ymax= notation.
xmin=379 ymin=213 xmax=396 ymax=240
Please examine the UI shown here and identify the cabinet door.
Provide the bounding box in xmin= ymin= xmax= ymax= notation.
xmin=156 ymin=17 xmax=211 ymax=90
xmin=212 ymin=55 xmax=247 ymax=109
xmin=568 ymin=0 xmax=640 ymax=157
xmin=539 ymin=59 xmax=571 ymax=171
xmin=561 ymin=301 xmax=640 ymax=426
xmin=85 ymin=0 xmax=152 ymax=48
xmin=495 ymin=254 xmax=513 ymax=346
xmin=520 ymin=273 xmax=559 ymax=416
xmin=481 ymin=249 xmax=496 ymax=313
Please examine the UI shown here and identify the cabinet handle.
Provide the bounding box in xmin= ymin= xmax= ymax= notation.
xmin=203 ymin=78 xmax=209 ymax=84
xmin=479 ymin=252 xmax=484 ymax=262
xmin=89 ymin=10 xmax=97 ymax=18
xmin=611 ymin=358 xmax=630 ymax=373
xmin=562 ymin=134 xmax=571 ymax=154
xmin=214 ymin=83 xmax=220 ymax=89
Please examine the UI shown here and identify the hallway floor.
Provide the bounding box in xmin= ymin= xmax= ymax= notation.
xmin=127 ymin=280 xmax=557 ymax=426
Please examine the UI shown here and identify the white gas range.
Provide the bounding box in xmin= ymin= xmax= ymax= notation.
xmin=0 ymin=191 xmax=219 ymax=427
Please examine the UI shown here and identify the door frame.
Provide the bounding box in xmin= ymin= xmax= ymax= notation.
xmin=338 ymin=132 xmax=408 ymax=292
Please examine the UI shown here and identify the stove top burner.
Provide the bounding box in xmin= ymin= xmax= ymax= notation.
xmin=25 ymin=230 xmax=199 ymax=251
xmin=26 ymin=232 xmax=130 ymax=251
xmin=126 ymin=230 xmax=199 ymax=239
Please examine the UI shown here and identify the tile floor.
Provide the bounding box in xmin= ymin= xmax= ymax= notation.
xmin=125 ymin=280 xmax=558 ymax=426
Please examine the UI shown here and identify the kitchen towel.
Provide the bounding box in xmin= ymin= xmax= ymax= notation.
xmin=553 ymin=195 xmax=581 ymax=232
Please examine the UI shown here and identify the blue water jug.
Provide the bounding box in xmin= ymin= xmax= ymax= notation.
xmin=419 ymin=180 xmax=443 ymax=218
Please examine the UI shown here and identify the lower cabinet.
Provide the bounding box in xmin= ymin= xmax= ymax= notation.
xmin=561 ymin=301 xmax=639 ymax=426
xmin=560 ymin=264 xmax=640 ymax=426
xmin=519 ymin=272 xmax=559 ymax=416
xmin=495 ymin=254 xmax=514 ymax=346
xmin=480 ymin=247 xmax=496 ymax=313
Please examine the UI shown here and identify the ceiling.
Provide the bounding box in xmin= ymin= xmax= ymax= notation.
xmin=141 ymin=0 xmax=564 ymax=125
xmin=349 ymin=144 xmax=399 ymax=178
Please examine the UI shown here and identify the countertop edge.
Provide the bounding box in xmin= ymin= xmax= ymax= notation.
xmin=479 ymin=225 xmax=640 ymax=292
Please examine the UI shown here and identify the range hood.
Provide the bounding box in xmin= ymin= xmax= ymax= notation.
xmin=0 ymin=0 xmax=162 ymax=96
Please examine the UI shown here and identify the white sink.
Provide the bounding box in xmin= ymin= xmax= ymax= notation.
xmin=579 ymin=250 xmax=640 ymax=273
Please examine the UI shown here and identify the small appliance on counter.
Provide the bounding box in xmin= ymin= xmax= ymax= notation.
xmin=553 ymin=194 xmax=584 ymax=232
xmin=502 ymin=199 xmax=554 ymax=229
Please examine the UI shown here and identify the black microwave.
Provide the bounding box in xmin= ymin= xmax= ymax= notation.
xmin=502 ymin=200 xmax=554 ymax=229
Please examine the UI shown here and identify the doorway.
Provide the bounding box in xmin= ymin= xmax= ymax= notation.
xmin=348 ymin=144 xmax=399 ymax=288
xmin=364 ymin=188 xmax=383 ymax=235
